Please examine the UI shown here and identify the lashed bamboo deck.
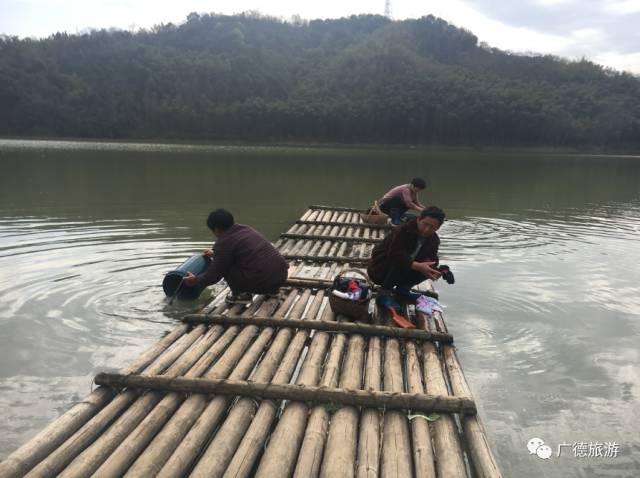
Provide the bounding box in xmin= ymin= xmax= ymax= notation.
xmin=0 ymin=205 xmax=502 ymax=478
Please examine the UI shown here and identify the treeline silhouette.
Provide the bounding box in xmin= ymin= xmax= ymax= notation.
xmin=1 ymin=13 xmax=639 ymax=149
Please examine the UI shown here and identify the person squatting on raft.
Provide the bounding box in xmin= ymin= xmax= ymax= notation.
xmin=367 ymin=206 xmax=446 ymax=309
xmin=182 ymin=209 xmax=288 ymax=303
xmin=378 ymin=177 xmax=427 ymax=225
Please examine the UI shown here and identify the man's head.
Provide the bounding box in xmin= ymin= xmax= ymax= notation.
xmin=410 ymin=177 xmax=426 ymax=192
xmin=416 ymin=206 xmax=445 ymax=237
xmin=206 ymin=208 xmax=234 ymax=237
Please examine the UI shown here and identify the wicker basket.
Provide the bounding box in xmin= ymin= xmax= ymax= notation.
xmin=360 ymin=200 xmax=389 ymax=225
xmin=328 ymin=269 xmax=372 ymax=322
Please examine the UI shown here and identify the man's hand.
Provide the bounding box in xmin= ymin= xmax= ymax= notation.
xmin=202 ymin=249 xmax=214 ymax=257
xmin=414 ymin=261 xmax=441 ymax=281
xmin=182 ymin=272 xmax=198 ymax=286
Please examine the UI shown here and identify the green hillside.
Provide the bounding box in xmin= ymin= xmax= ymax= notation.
xmin=1 ymin=13 xmax=639 ymax=149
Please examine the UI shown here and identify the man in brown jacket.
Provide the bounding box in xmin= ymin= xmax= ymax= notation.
xmin=367 ymin=206 xmax=445 ymax=297
xmin=183 ymin=209 xmax=288 ymax=302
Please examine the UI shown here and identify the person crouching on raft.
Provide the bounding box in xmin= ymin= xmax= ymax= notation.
xmin=367 ymin=206 xmax=445 ymax=305
xmin=182 ymin=209 xmax=288 ymax=303
xmin=378 ymin=177 xmax=427 ymax=225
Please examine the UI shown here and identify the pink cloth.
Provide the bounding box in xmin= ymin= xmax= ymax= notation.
xmin=381 ymin=184 xmax=419 ymax=209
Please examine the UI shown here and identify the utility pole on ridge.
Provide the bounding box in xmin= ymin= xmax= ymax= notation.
xmin=384 ymin=0 xmax=392 ymax=19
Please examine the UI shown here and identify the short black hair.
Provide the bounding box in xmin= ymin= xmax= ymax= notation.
xmin=411 ymin=177 xmax=426 ymax=189
xmin=206 ymin=209 xmax=234 ymax=231
xmin=419 ymin=206 xmax=445 ymax=225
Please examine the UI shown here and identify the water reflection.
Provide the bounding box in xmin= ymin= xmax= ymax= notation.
xmin=1 ymin=140 xmax=639 ymax=476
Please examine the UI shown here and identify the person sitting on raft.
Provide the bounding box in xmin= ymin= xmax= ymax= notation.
xmin=378 ymin=177 xmax=427 ymax=225
xmin=182 ymin=208 xmax=288 ymax=303
xmin=367 ymin=206 xmax=445 ymax=305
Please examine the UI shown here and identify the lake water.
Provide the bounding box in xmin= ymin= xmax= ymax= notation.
xmin=0 ymin=139 xmax=638 ymax=477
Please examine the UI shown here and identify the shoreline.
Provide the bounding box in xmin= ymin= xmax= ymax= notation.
xmin=1 ymin=135 xmax=639 ymax=157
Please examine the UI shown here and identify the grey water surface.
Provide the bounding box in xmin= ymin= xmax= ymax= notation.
xmin=0 ymin=139 xmax=638 ymax=477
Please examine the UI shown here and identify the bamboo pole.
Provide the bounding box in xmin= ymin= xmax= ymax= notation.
xmin=121 ymin=303 xmax=282 ymax=474
xmin=307 ymin=239 xmax=323 ymax=257
xmin=24 ymin=316 xmax=219 ymax=478
xmin=152 ymin=291 xmax=301 ymax=478
xmin=8 ymin=205 xmax=499 ymax=478
xmin=285 ymin=276 xmax=334 ymax=288
xmin=182 ymin=314 xmax=454 ymax=343
xmin=52 ymin=300 xmax=262 ymax=478
xmin=94 ymin=298 xmax=282 ymax=477
xmin=309 ymin=205 xmax=367 ymax=212
xmin=93 ymin=373 xmax=475 ymax=415
xmin=281 ymin=233 xmax=382 ymax=244
xmin=405 ymin=341 xmax=437 ymax=478
xmin=221 ymin=298 xmax=332 ymax=478
xmin=290 ymin=349 xmax=345 ymax=477
xmin=356 ymin=336 xmax=382 ymax=478
xmin=283 ymin=254 xmax=368 ymax=264
xmin=320 ymin=210 xmax=332 ymax=221
xmin=190 ymin=290 xmax=324 ymax=477
xmin=318 ymin=240 xmax=333 ymax=257
xmin=300 ymin=209 xmax=315 ymax=221
xmin=283 ymin=228 xmax=317 ymax=272
xmin=381 ymin=338 xmax=414 ymax=477
xmin=422 ymin=341 xmax=467 ymax=477
xmin=256 ymin=292 xmax=344 ymax=477
xmin=318 ymin=333 xmax=366 ymax=478
xmin=0 ymin=323 xmax=190 ymax=478
xmin=93 ymin=302 xmax=272 ymax=477
xmin=442 ymin=346 xmax=502 ymax=478
xmin=296 ymin=220 xmax=391 ymax=229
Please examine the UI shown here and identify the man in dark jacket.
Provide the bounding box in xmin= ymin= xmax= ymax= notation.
xmin=367 ymin=206 xmax=445 ymax=293
xmin=183 ymin=209 xmax=288 ymax=302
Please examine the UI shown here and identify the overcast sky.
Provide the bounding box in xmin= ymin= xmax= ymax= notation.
xmin=2 ymin=0 xmax=639 ymax=74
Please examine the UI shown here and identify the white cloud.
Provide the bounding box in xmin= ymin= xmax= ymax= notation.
xmin=395 ymin=0 xmax=640 ymax=73
xmin=594 ymin=51 xmax=640 ymax=73
xmin=534 ymin=0 xmax=575 ymax=5
xmin=602 ymin=0 xmax=640 ymax=15
xmin=396 ymin=0 xmax=573 ymax=53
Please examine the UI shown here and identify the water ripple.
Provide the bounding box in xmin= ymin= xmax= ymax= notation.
xmin=0 ymin=218 xmax=211 ymax=328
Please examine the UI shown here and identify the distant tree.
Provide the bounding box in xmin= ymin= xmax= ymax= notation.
xmin=0 ymin=14 xmax=638 ymax=149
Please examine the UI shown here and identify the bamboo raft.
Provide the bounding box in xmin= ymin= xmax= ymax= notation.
xmin=0 ymin=205 xmax=502 ymax=478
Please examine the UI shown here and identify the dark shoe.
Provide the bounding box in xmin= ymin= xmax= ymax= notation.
xmin=393 ymin=287 xmax=422 ymax=303
xmin=225 ymin=292 xmax=252 ymax=304
xmin=376 ymin=293 xmax=400 ymax=310
xmin=438 ymin=265 xmax=455 ymax=284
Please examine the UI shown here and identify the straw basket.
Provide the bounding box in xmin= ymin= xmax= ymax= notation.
xmin=328 ymin=269 xmax=372 ymax=322
xmin=360 ymin=200 xmax=388 ymax=225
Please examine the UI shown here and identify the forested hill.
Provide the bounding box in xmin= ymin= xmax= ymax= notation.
xmin=2 ymin=13 xmax=640 ymax=149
